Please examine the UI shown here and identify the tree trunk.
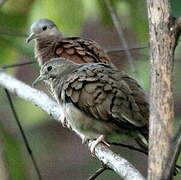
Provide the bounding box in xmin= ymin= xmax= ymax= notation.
xmin=147 ymin=0 xmax=181 ymax=180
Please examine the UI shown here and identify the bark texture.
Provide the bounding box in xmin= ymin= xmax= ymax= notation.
xmin=147 ymin=0 xmax=181 ymax=179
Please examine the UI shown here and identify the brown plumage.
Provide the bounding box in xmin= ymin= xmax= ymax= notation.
xmin=26 ymin=18 xmax=112 ymax=67
xmin=33 ymin=58 xmax=149 ymax=153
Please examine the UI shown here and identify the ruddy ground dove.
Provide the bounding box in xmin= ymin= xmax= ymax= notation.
xmin=33 ymin=58 xmax=149 ymax=153
xmin=26 ymin=18 xmax=112 ymax=67
xmin=30 ymin=19 xmax=180 ymax=176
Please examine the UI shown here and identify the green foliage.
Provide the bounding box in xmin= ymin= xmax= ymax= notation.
xmin=128 ymin=0 xmax=148 ymax=43
xmin=95 ymin=0 xmax=131 ymax=27
xmin=28 ymin=0 xmax=84 ymax=35
xmin=14 ymin=97 xmax=46 ymax=126
xmin=171 ymin=0 xmax=181 ymax=17
xmin=95 ymin=0 xmax=113 ymax=26
xmin=0 ymin=0 xmax=29 ymax=65
xmin=0 ymin=124 xmax=27 ymax=180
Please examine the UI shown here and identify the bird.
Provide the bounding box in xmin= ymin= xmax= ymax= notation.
xmin=26 ymin=18 xmax=112 ymax=67
xmin=32 ymin=57 xmax=149 ymax=154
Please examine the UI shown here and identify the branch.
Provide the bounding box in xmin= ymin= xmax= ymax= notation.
xmin=4 ymin=89 xmax=42 ymax=180
xmin=2 ymin=60 xmax=36 ymax=69
xmin=0 ymin=0 xmax=7 ymax=7
xmin=176 ymin=17 xmax=181 ymax=37
xmin=110 ymin=142 xmax=148 ymax=155
xmin=0 ymin=70 xmax=145 ymax=180
xmin=0 ymin=27 xmax=27 ymax=38
xmin=146 ymin=0 xmax=181 ymax=180
xmin=166 ymin=123 xmax=181 ymax=178
xmin=106 ymin=45 xmax=148 ymax=53
xmin=104 ymin=0 xmax=136 ymax=76
xmin=87 ymin=166 xmax=108 ymax=180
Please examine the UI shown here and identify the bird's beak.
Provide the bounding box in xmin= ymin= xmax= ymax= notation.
xmin=32 ymin=75 xmax=46 ymax=87
xmin=26 ymin=33 xmax=36 ymax=43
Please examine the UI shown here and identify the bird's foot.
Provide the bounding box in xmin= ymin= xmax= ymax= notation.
xmin=90 ymin=135 xmax=110 ymax=156
xmin=82 ymin=137 xmax=89 ymax=144
xmin=58 ymin=113 xmax=66 ymax=127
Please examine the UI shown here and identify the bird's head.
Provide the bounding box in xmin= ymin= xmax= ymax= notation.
xmin=32 ymin=58 xmax=77 ymax=87
xmin=26 ymin=18 xmax=61 ymax=43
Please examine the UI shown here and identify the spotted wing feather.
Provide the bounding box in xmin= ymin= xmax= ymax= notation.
xmin=61 ymin=64 xmax=148 ymax=129
xmin=54 ymin=37 xmax=112 ymax=64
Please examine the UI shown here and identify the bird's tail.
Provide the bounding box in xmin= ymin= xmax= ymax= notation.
xmin=135 ymin=125 xmax=149 ymax=152
xmin=135 ymin=126 xmax=181 ymax=176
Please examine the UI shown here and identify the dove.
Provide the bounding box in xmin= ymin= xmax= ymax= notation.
xmin=26 ymin=18 xmax=112 ymax=67
xmin=33 ymin=57 xmax=149 ymax=154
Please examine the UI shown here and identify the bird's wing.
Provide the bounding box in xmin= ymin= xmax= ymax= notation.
xmin=61 ymin=64 xmax=148 ymax=128
xmin=121 ymin=75 xmax=149 ymax=122
xmin=54 ymin=36 xmax=112 ymax=65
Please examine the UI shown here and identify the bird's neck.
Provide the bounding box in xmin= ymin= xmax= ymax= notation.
xmin=51 ymin=63 xmax=78 ymax=98
xmin=58 ymin=62 xmax=79 ymax=82
xmin=35 ymin=34 xmax=63 ymax=66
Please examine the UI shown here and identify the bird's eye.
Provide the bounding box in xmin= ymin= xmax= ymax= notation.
xmin=47 ymin=66 xmax=52 ymax=71
xmin=42 ymin=26 xmax=47 ymax=31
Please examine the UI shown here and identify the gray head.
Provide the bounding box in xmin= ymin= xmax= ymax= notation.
xmin=26 ymin=18 xmax=61 ymax=43
xmin=32 ymin=58 xmax=77 ymax=86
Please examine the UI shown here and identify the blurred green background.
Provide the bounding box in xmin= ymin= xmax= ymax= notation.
xmin=0 ymin=0 xmax=180 ymax=179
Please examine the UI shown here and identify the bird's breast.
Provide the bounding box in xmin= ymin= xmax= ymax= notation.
xmin=62 ymin=102 xmax=134 ymax=142
xmin=63 ymin=102 xmax=98 ymax=139
xmin=35 ymin=40 xmax=56 ymax=66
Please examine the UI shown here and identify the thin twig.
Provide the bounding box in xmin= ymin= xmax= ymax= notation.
xmin=176 ymin=17 xmax=181 ymax=37
xmin=109 ymin=142 xmax=148 ymax=155
xmin=110 ymin=142 xmax=178 ymax=170
xmin=173 ymin=122 xmax=181 ymax=161
xmin=166 ymin=123 xmax=181 ymax=178
xmin=1 ymin=49 xmax=181 ymax=71
xmin=104 ymin=0 xmax=137 ymax=76
xmin=4 ymin=89 xmax=42 ymax=180
xmin=1 ymin=60 xmax=36 ymax=69
xmin=0 ymin=0 xmax=7 ymax=7
xmin=106 ymin=45 xmax=148 ymax=53
xmin=87 ymin=166 xmax=108 ymax=180
xmin=0 ymin=45 xmax=147 ymax=70
xmin=0 ymin=27 xmax=27 ymax=38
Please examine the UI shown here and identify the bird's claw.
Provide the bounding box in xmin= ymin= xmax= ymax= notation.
xmin=90 ymin=135 xmax=110 ymax=156
xmin=58 ymin=113 xmax=66 ymax=127
xmin=82 ymin=137 xmax=89 ymax=144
